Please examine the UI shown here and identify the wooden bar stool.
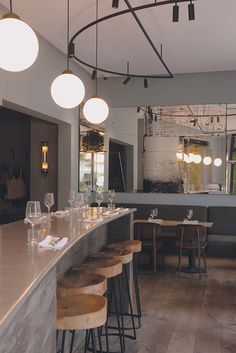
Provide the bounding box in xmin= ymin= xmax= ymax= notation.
xmin=57 ymin=293 xmax=107 ymax=353
xmin=107 ymin=240 xmax=142 ymax=328
xmin=73 ymin=257 xmax=124 ymax=353
xmin=57 ymin=272 xmax=107 ymax=298
xmin=91 ymin=248 xmax=136 ymax=342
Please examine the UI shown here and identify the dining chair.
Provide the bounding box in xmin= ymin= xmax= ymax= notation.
xmin=134 ymin=221 xmax=164 ymax=273
xmin=176 ymin=224 xmax=207 ymax=279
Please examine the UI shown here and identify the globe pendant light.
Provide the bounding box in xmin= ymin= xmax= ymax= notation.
xmin=0 ymin=2 xmax=39 ymax=72
xmin=214 ymin=158 xmax=222 ymax=167
xmin=203 ymin=156 xmax=212 ymax=166
xmin=83 ymin=0 xmax=109 ymax=124
xmin=51 ymin=0 xmax=85 ymax=109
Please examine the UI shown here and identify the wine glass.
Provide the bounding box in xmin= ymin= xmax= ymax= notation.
xmin=83 ymin=190 xmax=91 ymax=208
xmin=68 ymin=190 xmax=76 ymax=208
xmin=25 ymin=201 xmax=41 ymax=245
xmin=153 ymin=208 xmax=158 ymax=219
xmin=96 ymin=189 xmax=104 ymax=216
xmin=186 ymin=209 xmax=193 ymax=221
xmin=108 ymin=190 xmax=116 ymax=206
xmin=44 ymin=193 xmax=54 ymax=214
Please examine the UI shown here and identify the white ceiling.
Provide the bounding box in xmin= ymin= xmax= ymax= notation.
xmin=1 ymin=0 xmax=236 ymax=77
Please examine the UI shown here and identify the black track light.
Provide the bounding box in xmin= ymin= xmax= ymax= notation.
xmin=154 ymin=115 xmax=157 ymax=122
xmin=112 ymin=0 xmax=119 ymax=8
xmin=188 ymin=1 xmax=195 ymax=21
xmin=172 ymin=2 xmax=179 ymax=22
xmin=137 ymin=107 xmax=140 ymax=113
xmin=91 ymin=70 xmax=97 ymax=80
xmin=144 ymin=78 xmax=148 ymax=88
xmin=123 ymin=76 xmax=131 ymax=85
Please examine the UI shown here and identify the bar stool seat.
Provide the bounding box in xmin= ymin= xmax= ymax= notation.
xmin=57 ymin=294 xmax=107 ymax=330
xmin=57 ymin=272 xmax=107 ymax=298
xmin=79 ymin=257 xmax=123 ymax=278
xmin=107 ymin=240 xmax=142 ymax=253
xmin=90 ymin=248 xmax=133 ymax=265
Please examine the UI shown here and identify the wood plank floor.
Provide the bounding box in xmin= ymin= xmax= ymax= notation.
xmin=124 ymin=256 xmax=236 ymax=353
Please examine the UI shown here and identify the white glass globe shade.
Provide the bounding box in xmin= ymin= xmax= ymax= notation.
xmin=51 ymin=72 xmax=85 ymax=109
xmin=0 ymin=17 xmax=39 ymax=72
xmin=188 ymin=153 xmax=194 ymax=163
xmin=214 ymin=158 xmax=222 ymax=167
xmin=193 ymin=154 xmax=202 ymax=164
xmin=203 ymin=156 xmax=212 ymax=166
xmin=83 ymin=97 xmax=109 ymax=124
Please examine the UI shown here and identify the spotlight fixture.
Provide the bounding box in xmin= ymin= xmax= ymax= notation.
xmin=112 ymin=0 xmax=119 ymax=8
xmin=123 ymin=76 xmax=131 ymax=85
xmin=144 ymin=78 xmax=148 ymax=88
xmin=91 ymin=69 xmax=97 ymax=80
xmin=137 ymin=107 xmax=140 ymax=113
xmin=51 ymin=0 xmax=85 ymax=108
xmin=0 ymin=0 xmax=39 ymax=72
xmin=188 ymin=1 xmax=195 ymax=21
xmin=172 ymin=2 xmax=179 ymax=22
xmin=154 ymin=115 xmax=157 ymax=122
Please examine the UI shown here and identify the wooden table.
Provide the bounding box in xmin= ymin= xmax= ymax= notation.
xmin=134 ymin=219 xmax=213 ymax=272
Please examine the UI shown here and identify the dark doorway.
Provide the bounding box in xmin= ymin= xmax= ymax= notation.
xmin=109 ymin=140 xmax=133 ymax=192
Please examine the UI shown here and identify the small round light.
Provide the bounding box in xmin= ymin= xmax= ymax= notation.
xmin=184 ymin=153 xmax=190 ymax=163
xmin=176 ymin=152 xmax=183 ymax=160
xmin=193 ymin=154 xmax=202 ymax=164
xmin=203 ymin=156 xmax=212 ymax=166
xmin=83 ymin=97 xmax=109 ymax=124
xmin=0 ymin=15 xmax=39 ymax=72
xmin=188 ymin=153 xmax=195 ymax=163
xmin=51 ymin=70 xmax=85 ymax=109
xmin=214 ymin=158 xmax=222 ymax=167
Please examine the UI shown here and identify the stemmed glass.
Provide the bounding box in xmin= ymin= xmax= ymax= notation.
xmin=150 ymin=208 xmax=158 ymax=220
xmin=25 ymin=201 xmax=42 ymax=245
xmin=108 ymin=189 xmax=116 ymax=207
xmin=96 ymin=189 xmax=104 ymax=217
xmin=75 ymin=192 xmax=85 ymax=209
xmin=83 ymin=190 xmax=91 ymax=209
xmin=186 ymin=209 xmax=193 ymax=221
xmin=44 ymin=193 xmax=54 ymax=214
xmin=68 ymin=190 xmax=76 ymax=209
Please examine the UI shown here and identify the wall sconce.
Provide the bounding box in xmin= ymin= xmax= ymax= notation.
xmin=41 ymin=142 xmax=48 ymax=175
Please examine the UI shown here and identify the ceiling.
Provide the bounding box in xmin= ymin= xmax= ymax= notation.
xmin=0 ymin=0 xmax=236 ymax=78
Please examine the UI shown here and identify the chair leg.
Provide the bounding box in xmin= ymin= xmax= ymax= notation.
xmin=178 ymin=247 xmax=183 ymax=275
xmin=133 ymin=255 xmax=142 ymax=326
xmin=203 ymin=248 xmax=207 ymax=274
xmin=197 ymin=245 xmax=201 ymax=280
xmin=153 ymin=246 xmax=157 ymax=273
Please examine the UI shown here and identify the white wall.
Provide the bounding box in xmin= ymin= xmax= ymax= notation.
xmin=0 ymin=34 xmax=93 ymax=208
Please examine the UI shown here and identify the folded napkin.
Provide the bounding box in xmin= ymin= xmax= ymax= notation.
xmin=148 ymin=218 xmax=163 ymax=223
xmin=53 ymin=210 xmax=70 ymax=217
xmin=38 ymin=235 xmax=68 ymax=249
xmin=116 ymin=207 xmax=129 ymax=211
xmin=83 ymin=217 xmax=104 ymax=224
xmin=103 ymin=211 xmax=120 ymax=216
xmin=183 ymin=220 xmax=199 ymax=224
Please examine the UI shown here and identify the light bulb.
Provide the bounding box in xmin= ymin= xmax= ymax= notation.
xmin=184 ymin=153 xmax=190 ymax=163
xmin=0 ymin=15 xmax=39 ymax=72
xmin=188 ymin=153 xmax=194 ymax=163
xmin=176 ymin=152 xmax=183 ymax=160
xmin=203 ymin=156 xmax=212 ymax=166
xmin=193 ymin=154 xmax=202 ymax=164
xmin=83 ymin=97 xmax=109 ymax=124
xmin=214 ymin=158 xmax=222 ymax=167
xmin=51 ymin=70 xmax=85 ymax=109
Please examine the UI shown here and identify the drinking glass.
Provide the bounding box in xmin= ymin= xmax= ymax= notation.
xmin=75 ymin=192 xmax=85 ymax=208
xmin=186 ymin=209 xmax=193 ymax=221
xmin=96 ymin=189 xmax=104 ymax=216
xmin=68 ymin=190 xmax=76 ymax=208
xmin=108 ymin=189 xmax=116 ymax=205
xmin=25 ymin=201 xmax=42 ymax=245
xmin=83 ymin=190 xmax=91 ymax=208
xmin=44 ymin=192 xmax=54 ymax=214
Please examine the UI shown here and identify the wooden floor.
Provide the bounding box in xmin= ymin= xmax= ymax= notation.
xmin=125 ymin=256 xmax=236 ymax=353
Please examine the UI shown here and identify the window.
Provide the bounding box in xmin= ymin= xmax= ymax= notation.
xmin=80 ymin=152 xmax=104 ymax=191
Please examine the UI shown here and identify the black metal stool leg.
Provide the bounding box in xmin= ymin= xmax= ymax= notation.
xmin=69 ymin=330 xmax=75 ymax=353
xmin=133 ymin=255 xmax=142 ymax=327
xmin=97 ymin=327 xmax=103 ymax=353
xmin=111 ymin=277 xmax=125 ymax=353
xmin=60 ymin=330 xmax=66 ymax=353
xmin=117 ymin=274 xmax=125 ymax=350
xmin=91 ymin=329 xmax=97 ymax=353
xmin=84 ymin=329 xmax=90 ymax=353
xmin=124 ymin=264 xmax=136 ymax=340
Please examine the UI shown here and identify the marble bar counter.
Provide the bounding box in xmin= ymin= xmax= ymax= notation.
xmin=0 ymin=207 xmax=135 ymax=353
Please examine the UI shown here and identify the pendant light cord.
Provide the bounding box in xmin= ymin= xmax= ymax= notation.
xmin=95 ymin=0 xmax=98 ymax=95
xmin=67 ymin=0 xmax=70 ymax=70
xmin=10 ymin=0 xmax=12 ymax=12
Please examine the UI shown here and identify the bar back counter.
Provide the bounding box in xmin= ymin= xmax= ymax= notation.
xmin=0 ymin=208 xmax=135 ymax=353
